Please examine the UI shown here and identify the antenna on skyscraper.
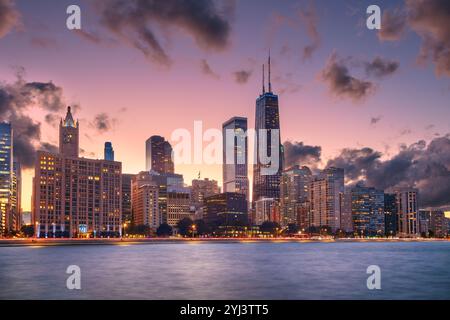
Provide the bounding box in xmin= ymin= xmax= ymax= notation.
xmin=268 ymin=50 xmax=272 ymax=93
xmin=262 ymin=64 xmax=265 ymax=94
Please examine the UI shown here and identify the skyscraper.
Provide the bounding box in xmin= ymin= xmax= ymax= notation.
xmin=384 ymin=193 xmax=398 ymax=236
xmin=222 ymin=116 xmax=249 ymax=200
xmin=394 ymin=188 xmax=419 ymax=236
xmin=252 ymin=55 xmax=283 ymax=204
xmin=33 ymin=107 xmax=122 ymax=238
xmin=280 ymin=165 xmax=312 ymax=226
xmin=309 ymin=167 xmax=344 ymax=232
xmin=122 ymin=173 xmax=135 ymax=225
xmin=59 ymin=106 xmax=79 ymax=158
xmin=0 ymin=123 xmax=13 ymax=236
xmin=350 ymin=185 xmax=385 ymax=237
xmin=131 ymin=172 xmax=160 ymax=229
xmin=145 ymin=135 xmax=174 ymax=174
xmin=104 ymin=142 xmax=115 ymax=161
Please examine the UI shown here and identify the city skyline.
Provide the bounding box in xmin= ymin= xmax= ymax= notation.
xmin=0 ymin=0 xmax=449 ymax=212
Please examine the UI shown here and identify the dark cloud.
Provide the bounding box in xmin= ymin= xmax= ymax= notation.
xmin=200 ymin=59 xmax=219 ymax=79
xmin=365 ymin=57 xmax=399 ymax=78
xmin=98 ymin=0 xmax=233 ymax=66
xmin=327 ymin=136 xmax=450 ymax=208
xmin=320 ymin=53 xmax=374 ymax=101
xmin=0 ymin=71 xmax=67 ymax=168
xmin=378 ymin=1 xmax=450 ymax=77
xmin=378 ymin=8 xmax=408 ymax=41
xmin=91 ymin=113 xmax=115 ymax=133
xmin=298 ymin=5 xmax=320 ymax=61
xmin=233 ymin=70 xmax=252 ymax=84
xmin=370 ymin=116 xmax=382 ymax=125
xmin=0 ymin=0 xmax=20 ymax=38
xmin=407 ymin=0 xmax=450 ymax=77
xmin=284 ymin=141 xmax=322 ymax=168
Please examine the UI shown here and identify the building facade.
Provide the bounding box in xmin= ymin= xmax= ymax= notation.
xmin=131 ymin=172 xmax=160 ymax=229
xmin=384 ymin=193 xmax=398 ymax=236
xmin=350 ymin=185 xmax=385 ymax=236
xmin=309 ymin=167 xmax=344 ymax=232
xmin=0 ymin=123 xmax=16 ymax=236
xmin=394 ymin=188 xmax=419 ymax=236
xmin=222 ymin=117 xmax=249 ymax=200
xmin=254 ymin=197 xmax=276 ymax=226
xmin=33 ymin=107 xmax=122 ymax=238
xmin=191 ymin=178 xmax=220 ymax=208
xmin=122 ymin=173 xmax=134 ymax=225
xmin=280 ymin=165 xmax=312 ymax=226
xmin=204 ymin=192 xmax=248 ymax=227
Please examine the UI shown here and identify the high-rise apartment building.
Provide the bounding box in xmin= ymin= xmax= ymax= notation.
xmin=280 ymin=165 xmax=312 ymax=226
xmin=167 ymin=189 xmax=192 ymax=227
xmin=33 ymin=107 xmax=122 ymax=238
xmin=122 ymin=173 xmax=134 ymax=224
xmin=350 ymin=185 xmax=385 ymax=236
xmin=252 ymin=56 xmax=283 ymax=204
xmin=430 ymin=210 xmax=448 ymax=238
xmin=394 ymin=188 xmax=419 ymax=236
xmin=0 ymin=123 xmax=14 ymax=236
xmin=222 ymin=117 xmax=249 ymax=200
xmin=309 ymin=167 xmax=344 ymax=232
xmin=385 ymin=193 xmax=398 ymax=236
xmin=145 ymin=135 xmax=174 ymax=174
xmin=131 ymin=172 xmax=160 ymax=229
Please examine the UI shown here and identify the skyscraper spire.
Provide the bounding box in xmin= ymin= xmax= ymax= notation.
xmin=262 ymin=64 xmax=266 ymax=94
xmin=268 ymin=51 xmax=272 ymax=93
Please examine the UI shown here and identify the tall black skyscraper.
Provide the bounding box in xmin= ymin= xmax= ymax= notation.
xmin=252 ymin=55 xmax=283 ymax=204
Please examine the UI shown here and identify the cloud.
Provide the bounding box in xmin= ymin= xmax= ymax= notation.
xmin=365 ymin=57 xmax=399 ymax=78
xmin=200 ymin=59 xmax=219 ymax=79
xmin=407 ymin=0 xmax=450 ymax=77
xmin=320 ymin=53 xmax=374 ymax=101
xmin=283 ymin=141 xmax=322 ymax=168
xmin=298 ymin=5 xmax=320 ymax=61
xmin=0 ymin=72 xmax=67 ymax=168
xmin=370 ymin=116 xmax=382 ymax=125
xmin=378 ymin=8 xmax=408 ymax=41
xmin=233 ymin=70 xmax=252 ymax=84
xmin=91 ymin=113 xmax=115 ymax=133
xmin=327 ymin=136 xmax=450 ymax=208
xmin=98 ymin=0 xmax=233 ymax=66
xmin=378 ymin=1 xmax=450 ymax=77
xmin=0 ymin=0 xmax=20 ymax=38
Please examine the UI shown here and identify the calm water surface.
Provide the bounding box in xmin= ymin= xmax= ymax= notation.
xmin=0 ymin=241 xmax=449 ymax=299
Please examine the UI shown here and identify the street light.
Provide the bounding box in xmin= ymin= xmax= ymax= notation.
xmin=191 ymin=224 xmax=196 ymax=238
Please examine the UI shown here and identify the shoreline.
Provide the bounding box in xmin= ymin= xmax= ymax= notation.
xmin=0 ymin=237 xmax=448 ymax=247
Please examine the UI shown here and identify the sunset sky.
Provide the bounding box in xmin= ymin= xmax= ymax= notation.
xmin=0 ymin=0 xmax=449 ymax=211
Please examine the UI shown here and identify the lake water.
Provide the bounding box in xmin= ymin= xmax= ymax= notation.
xmin=0 ymin=241 xmax=449 ymax=300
